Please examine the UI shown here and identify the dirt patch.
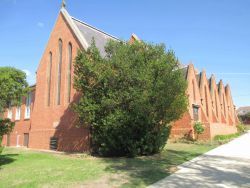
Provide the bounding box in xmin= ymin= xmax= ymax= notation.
xmin=75 ymin=173 xmax=129 ymax=188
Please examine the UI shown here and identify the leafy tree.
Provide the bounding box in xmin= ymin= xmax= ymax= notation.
xmin=0 ymin=118 xmax=15 ymax=143
xmin=0 ymin=67 xmax=29 ymax=144
xmin=73 ymin=40 xmax=188 ymax=157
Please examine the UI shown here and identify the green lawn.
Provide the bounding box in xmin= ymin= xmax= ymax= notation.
xmin=0 ymin=142 xmax=216 ymax=188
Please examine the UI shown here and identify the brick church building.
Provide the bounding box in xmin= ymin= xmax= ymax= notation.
xmin=1 ymin=6 xmax=239 ymax=152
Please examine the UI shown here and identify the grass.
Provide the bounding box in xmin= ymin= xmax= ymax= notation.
xmin=213 ymin=133 xmax=241 ymax=143
xmin=0 ymin=142 xmax=217 ymax=188
xmin=214 ymin=133 xmax=241 ymax=141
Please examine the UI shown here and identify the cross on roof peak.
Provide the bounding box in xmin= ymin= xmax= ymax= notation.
xmin=61 ymin=0 xmax=66 ymax=8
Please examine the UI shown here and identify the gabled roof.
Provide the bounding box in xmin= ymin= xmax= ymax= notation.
xmin=60 ymin=7 xmax=120 ymax=56
xmin=72 ymin=17 xmax=119 ymax=56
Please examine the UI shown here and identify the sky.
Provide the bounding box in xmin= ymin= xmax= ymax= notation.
xmin=0 ymin=0 xmax=249 ymax=107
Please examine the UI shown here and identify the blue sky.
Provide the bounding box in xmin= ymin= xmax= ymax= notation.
xmin=0 ymin=0 xmax=249 ymax=107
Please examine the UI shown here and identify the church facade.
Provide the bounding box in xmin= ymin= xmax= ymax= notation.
xmin=1 ymin=7 xmax=239 ymax=152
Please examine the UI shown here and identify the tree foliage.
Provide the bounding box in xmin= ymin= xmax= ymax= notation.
xmin=0 ymin=118 xmax=15 ymax=139
xmin=238 ymin=112 xmax=250 ymax=123
xmin=0 ymin=67 xmax=29 ymax=113
xmin=73 ymin=40 xmax=188 ymax=156
xmin=0 ymin=67 xmax=29 ymax=143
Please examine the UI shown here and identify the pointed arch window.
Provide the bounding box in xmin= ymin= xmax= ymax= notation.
xmin=205 ymin=86 xmax=209 ymax=117
xmin=47 ymin=52 xmax=52 ymax=106
xmin=215 ymin=90 xmax=218 ymax=117
xmin=223 ymin=95 xmax=226 ymax=116
xmin=192 ymin=80 xmax=196 ymax=102
xmin=67 ymin=42 xmax=72 ymax=103
xmin=57 ymin=39 xmax=63 ymax=105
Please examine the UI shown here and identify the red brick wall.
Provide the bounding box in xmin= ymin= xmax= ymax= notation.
xmin=29 ymin=12 xmax=89 ymax=152
xmin=209 ymin=123 xmax=237 ymax=138
xmin=171 ymin=112 xmax=193 ymax=139
xmin=170 ymin=64 xmax=238 ymax=140
xmin=2 ymin=89 xmax=35 ymax=147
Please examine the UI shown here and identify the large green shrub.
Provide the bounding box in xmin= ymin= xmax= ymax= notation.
xmin=73 ymin=40 xmax=188 ymax=157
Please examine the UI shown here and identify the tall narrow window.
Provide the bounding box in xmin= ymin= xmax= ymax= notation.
xmin=15 ymin=106 xmax=21 ymax=120
xmin=47 ymin=52 xmax=52 ymax=106
xmin=193 ymin=105 xmax=199 ymax=121
xmin=215 ymin=91 xmax=218 ymax=117
xmin=205 ymin=86 xmax=209 ymax=117
xmin=57 ymin=39 xmax=63 ymax=105
xmin=7 ymin=106 xmax=12 ymax=119
xmin=192 ymin=80 xmax=196 ymax=102
xmin=67 ymin=43 xmax=72 ymax=103
xmin=223 ymin=95 xmax=226 ymax=116
xmin=25 ymin=92 xmax=32 ymax=119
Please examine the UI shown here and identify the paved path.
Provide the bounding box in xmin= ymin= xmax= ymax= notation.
xmin=149 ymin=131 xmax=250 ymax=188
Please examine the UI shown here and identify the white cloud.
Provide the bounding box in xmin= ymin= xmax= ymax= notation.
xmin=22 ymin=69 xmax=36 ymax=85
xmin=22 ymin=69 xmax=31 ymax=76
xmin=37 ymin=22 xmax=45 ymax=28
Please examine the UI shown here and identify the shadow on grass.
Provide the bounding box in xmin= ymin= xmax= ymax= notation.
xmin=0 ymin=148 xmax=18 ymax=169
xmin=101 ymin=149 xmax=203 ymax=187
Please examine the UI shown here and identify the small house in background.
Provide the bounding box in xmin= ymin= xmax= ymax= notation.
xmin=237 ymin=106 xmax=250 ymax=125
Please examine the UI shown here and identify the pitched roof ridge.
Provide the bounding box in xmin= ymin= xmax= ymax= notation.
xmin=71 ymin=16 xmax=120 ymax=41
xmin=60 ymin=7 xmax=89 ymax=49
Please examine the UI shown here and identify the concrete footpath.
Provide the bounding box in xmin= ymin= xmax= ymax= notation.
xmin=149 ymin=131 xmax=250 ymax=188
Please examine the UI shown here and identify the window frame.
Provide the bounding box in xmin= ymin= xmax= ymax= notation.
xmin=25 ymin=92 xmax=32 ymax=119
xmin=67 ymin=42 xmax=72 ymax=103
xmin=56 ymin=39 xmax=63 ymax=105
xmin=7 ymin=107 xmax=12 ymax=119
xmin=192 ymin=104 xmax=199 ymax=121
xmin=15 ymin=106 xmax=21 ymax=120
xmin=47 ymin=52 xmax=53 ymax=106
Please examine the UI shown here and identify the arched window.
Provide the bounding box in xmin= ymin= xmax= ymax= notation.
xmin=47 ymin=52 xmax=52 ymax=106
xmin=205 ymin=86 xmax=209 ymax=117
xmin=223 ymin=95 xmax=226 ymax=116
xmin=67 ymin=43 xmax=72 ymax=103
xmin=192 ymin=80 xmax=196 ymax=102
xmin=57 ymin=39 xmax=63 ymax=105
xmin=215 ymin=90 xmax=218 ymax=117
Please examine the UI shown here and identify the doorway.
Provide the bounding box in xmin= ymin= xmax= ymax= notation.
xmin=24 ymin=133 xmax=29 ymax=147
